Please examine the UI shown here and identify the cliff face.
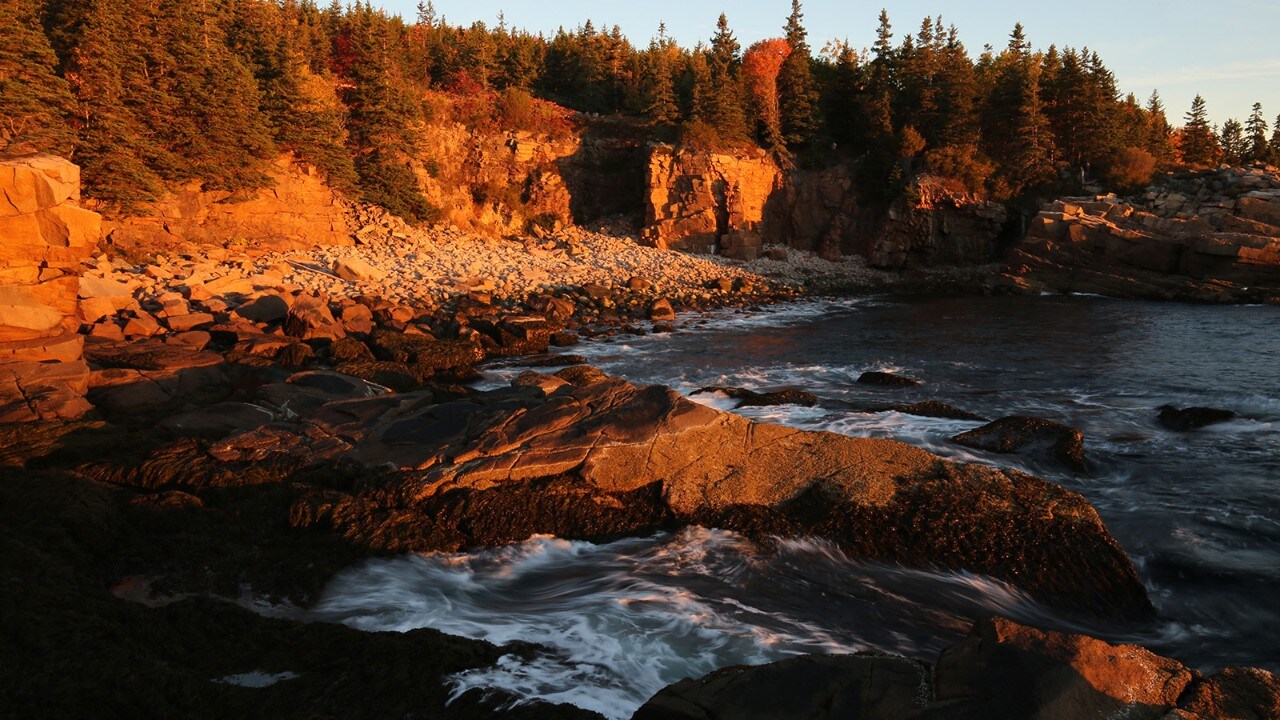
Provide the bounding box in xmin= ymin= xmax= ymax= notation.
xmin=641 ymin=146 xmax=782 ymax=258
xmin=640 ymin=147 xmax=1008 ymax=267
xmin=1004 ymin=165 xmax=1280 ymax=302
xmin=0 ymin=154 xmax=100 ymax=422
xmin=105 ymin=156 xmax=352 ymax=257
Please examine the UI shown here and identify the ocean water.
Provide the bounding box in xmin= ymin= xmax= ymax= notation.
xmin=311 ymin=295 xmax=1280 ymax=718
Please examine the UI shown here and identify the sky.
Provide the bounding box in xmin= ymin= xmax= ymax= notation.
xmin=382 ymin=0 xmax=1280 ymax=128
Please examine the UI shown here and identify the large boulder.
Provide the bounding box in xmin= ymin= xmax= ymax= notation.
xmin=210 ymin=374 xmax=1152 ymax=620
xmin=332 ymin=257 xmax=386 ymax=283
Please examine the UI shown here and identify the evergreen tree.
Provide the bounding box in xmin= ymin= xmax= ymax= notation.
xmin=1144 ymin=90 xmax=1177 ymax=167
xmin=1219 ymin=118 xmax=1245 ymax=165
xmin=340 ymin=3 xmax=434 ymax=221
xmin=1271 ymin=115 xmax=1280 ymax=164
xmin=1244 ymin=103 xmax=1269 ymax=163
xmin=777 ymin=0 xmax=820 ymax=148
xmin=65 ymin=0 xmax=167 ymax=205
xmin=935 ymin=24 xmax=978 ymax=147
xmin=823 ymin=39 xmax=865 ymax=149
xmin=155 ymin=0 xmax=275 ymax=190
xmin=642 ymin=32 xmax=679 ymax=127
xmin=1179 ymin=94 xmax=1217 ymax=166
xmin=984 ymin=24 xmax=1054 ymax=195
xmin=704 ymin=14 xmax=749 ymax=143
xmin=0 ymin=0 xmax=75 ymax=154
xmin=865 ymin=9 xmax=895 ymax=139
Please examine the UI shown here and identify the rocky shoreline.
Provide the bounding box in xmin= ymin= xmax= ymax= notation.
xmin=2 ymin=154 xmax=1278 ymax=719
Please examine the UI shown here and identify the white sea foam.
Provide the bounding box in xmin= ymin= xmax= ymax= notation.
xmin=309 ymin=528 xmax=1070 ymax=718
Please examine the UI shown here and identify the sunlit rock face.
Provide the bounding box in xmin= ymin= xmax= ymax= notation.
xmin=0 ymin=154 xmax=99 ymax=422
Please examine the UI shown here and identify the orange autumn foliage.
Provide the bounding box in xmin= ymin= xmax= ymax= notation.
xmin=742 ymin=38 xmax=791 ymax=148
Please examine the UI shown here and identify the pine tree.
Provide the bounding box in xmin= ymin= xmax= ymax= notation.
xmin=1179 ymin=94 xmax=1217 ymax=167
xmin=643 ymin=31 xmax=679 ymax=127
xmin=1144 ymin=90 xmax=1177 ymax=167
xmin=984 ymin=24 xmax=1054 ymax=194
xmin=1271 ymin=115 xmax=1280 ymax=165
xmin=777 ymin=0 xmax=820 ymax=148
xmin=935 ymin=24 xmax=978 ymax=147
xmin=340 ymin=4 xmax=435 ymax=221
xmin=65 ymin=0 xmax=167 ymax=205
xmin=1219 ymin=119 xmax=1245 ymax=165
xmin=0 ymin=0 xmax=76 ymax=154
xmin=704 ymin=14 xmax=749 ymax=143
xmin=155 ymin=0 xmax=275 ymax=190
xmin=1245 ymin=103 xmax=1269 ymax=163
xmin=863 ymin=9 xmax=895 ymax=144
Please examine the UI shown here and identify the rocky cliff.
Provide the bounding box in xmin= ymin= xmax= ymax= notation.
xmin=0 ymin=154 xmax=100 ymax=422
xmin=762 ymin=169 xmax=1009 ymax=267
xmin=641 ymin=146 xmax=782 ymax=258
xmin=105 ymin=155 xmax=353 ymax=258
xmin=1003 ymin=165 xmax=1280 ymax=302
xmin=639 ymin=148 xmax=1008 ymax=268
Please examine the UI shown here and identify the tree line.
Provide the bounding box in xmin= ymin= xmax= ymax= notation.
xmin=3 ymin=0 xmax=1279 ymax=219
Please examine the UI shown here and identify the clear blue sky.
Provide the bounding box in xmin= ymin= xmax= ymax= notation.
xmin=383 ymin=0 xmax=1280 ymax=128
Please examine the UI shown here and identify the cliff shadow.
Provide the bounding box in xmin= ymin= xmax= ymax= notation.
xmin=556 ymin=117 xmax=649 ymax=231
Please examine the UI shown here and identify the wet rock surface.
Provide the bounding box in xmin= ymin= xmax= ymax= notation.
xmin=952 ymin=416 xmax=1089 ymax=473
xmin=1157 ymin=405 xmax=1237 ymax=431
xmin=635 ymin=617 xmax=1280 ymax=720
xmin=691 ymin=385 xmax=820 ymax=407
xmin=858 ymin=371 xmax=924 ymax=388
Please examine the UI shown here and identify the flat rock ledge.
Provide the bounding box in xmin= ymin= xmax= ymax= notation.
xmin=188 ymin=368 xmax=1152 ymax=621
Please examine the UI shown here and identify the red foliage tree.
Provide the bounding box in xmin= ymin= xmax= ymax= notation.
xmin=742 ymin=38 xmax=791 ymax=151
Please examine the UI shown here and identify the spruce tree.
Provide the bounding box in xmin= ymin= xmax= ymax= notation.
xmin=340 ymin=3 xmax=434 ymax=222
xmin=1219 ymin=119 xmax=1245 ymax=165
xmin=984 ymin=24 xmax=1054 ymax=194
xmin=66 ymin=0 xmax=167 ymax=205
xmin=777 ymin=0 xmax=820 ymax=148
xmin=705 ymin=14 xmax=749 ymax=143
xmin=643 ymin=34 xmax=679 ymax=127
xmin=1245 ymin=103 xmax=1269 ymax=163
xmin=1144 ymin=90 xmax=1177 ymax=167
xmin=1270 ymin=115 xmax=1280 ymax=164
xmin=0 ymin=0 xmax=75 ymax=154
xmin=935 ymin=24 xmax=978 ymax=147
xmin=1179 ymin=94 xmax=1217 ymax=167
xmin=864 ymin=9 xmax=895 ymax=144
xmin=156 ymin=0 xmax=274 ymax=190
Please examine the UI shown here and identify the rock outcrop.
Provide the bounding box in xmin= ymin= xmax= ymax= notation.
xmin=641 ymin=146 xmax=782 ymax=257
xmin=639 ymin=147 xmax=1008 ymax=268
xmin=0 ymin=154 xmax=100 ymax=422
xmin=635 ymin=617 xmax=1279 ymax=720
xmin=761 ymin=169 xmax=1009 ymax=267
xmin=203 ymin=371 xmax=1151 ymax=620
xmin=1003 ymin=165 xmax=1280 ymax=302
xmin=104 ymin=155 xmax=353 ymax=257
